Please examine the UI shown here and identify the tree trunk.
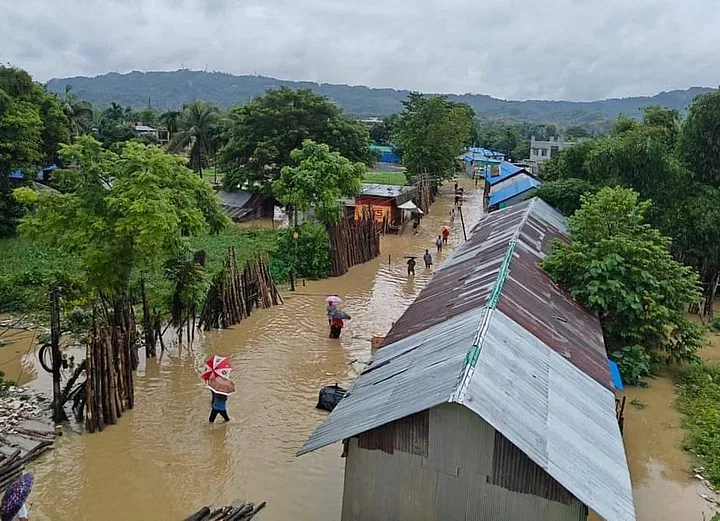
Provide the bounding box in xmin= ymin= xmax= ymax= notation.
xmin=49 ymin=285 xmax=66 ymax=423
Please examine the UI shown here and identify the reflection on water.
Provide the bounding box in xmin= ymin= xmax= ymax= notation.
xmin=29 ymin=180 xmax=485 ymax=521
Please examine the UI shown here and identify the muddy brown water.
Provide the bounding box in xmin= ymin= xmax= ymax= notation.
xmin=11 ymin=180 xmax=483 ymax=521
xmin=3 ymin=180 xmax=717 ymax=520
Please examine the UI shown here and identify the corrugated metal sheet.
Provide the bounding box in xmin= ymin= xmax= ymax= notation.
xmin=466 ymin=310 xmax=635 ymax=521
xmin=217 ymin=190 xmax=252 ymax=208
xmin=484 ymin=161 xmax=525 ymax=185
xmin=357 ymin=410 xmax=428 ymax=457
xmin=491 ymin=430 xmax=572 ymax=504
xmin=360 ymin=183 xmax=417 ymax=199
xmin=299 ymin=198 xmax=635 ymax=521
xmin=489 ymin=176 xmax=541 ymax=206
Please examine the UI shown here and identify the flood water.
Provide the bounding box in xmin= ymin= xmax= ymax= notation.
xmin=3 ymin=178 xmax=718 ymax=520
xmin=20 ymin=178 xmax=485 ymax=521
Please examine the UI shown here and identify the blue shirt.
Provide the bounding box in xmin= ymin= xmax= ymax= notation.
xmin=212 ymin=392 xmax=227 ymax=411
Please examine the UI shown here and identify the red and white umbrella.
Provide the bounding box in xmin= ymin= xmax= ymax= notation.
xmin=202 ymin=355 xmax=233 ymax=381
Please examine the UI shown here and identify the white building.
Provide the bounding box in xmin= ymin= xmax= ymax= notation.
xmin=529 ymin=136 xmax=575 ymax=174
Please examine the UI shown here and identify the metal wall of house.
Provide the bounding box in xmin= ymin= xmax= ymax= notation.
xmin=341 ymin=403 xmax=586 ymax=521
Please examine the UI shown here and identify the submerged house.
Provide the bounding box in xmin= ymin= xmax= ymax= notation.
xmin=216 ymin=190 xmax=276 ymax=222
xmin=484 ymin=161 xmax=541 ymax=211
xmin=299 ymin=199 xmax=635 ymax=521
xmin=354 ymin=184 xmax=420 ymax=233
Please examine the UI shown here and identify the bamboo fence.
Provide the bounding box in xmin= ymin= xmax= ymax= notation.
xmin=84 ymin=303 xmax=138 ymax=433
xmin=327 ymin=211 xmax=381 ymax=277
xmin=199 ymin=249 xmax=282 ymax=330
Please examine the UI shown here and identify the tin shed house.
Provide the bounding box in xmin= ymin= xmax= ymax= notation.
xmin=299 ymin=199 xmax=635 ymax=521
xmin=354 ymin=183 xmax=419 ymax=233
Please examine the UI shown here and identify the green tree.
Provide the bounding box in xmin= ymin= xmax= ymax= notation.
xmin=61 ymin=86 xmax=93 ymax=136
xmin=0 ymin=66 xmax=71 ymax=236
xmin=168 ymin=101 xmax=220 ymax=176
xmin=534 ymin=178 xmax=598 ymax=216
xmin=219 ymin=87 xmax=373 ymax=194
xmin=541 ymin=187 xmax=704 ymax=364
xmin=543 ymin=123 xmax=558 ymax=140
xmin=679 ymin=91 xmax=720 ymax=186
xmin=159 ymin=110 xmax=182 ymax=137
xmin=273 ymin=140 xmax=365 ymax=226
xmin=641 ymin=106 xmax=680 ymax=148
xmin=369 ymin=114 xmax=399 ymax=145
xmin=393 ymin=93 xmax=472 ymax=182
xmin=15 ymin=136 xmax=230 ymax=296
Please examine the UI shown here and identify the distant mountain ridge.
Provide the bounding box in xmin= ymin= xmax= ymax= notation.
xmin=45 ymin=70 xmax=715 ymax=126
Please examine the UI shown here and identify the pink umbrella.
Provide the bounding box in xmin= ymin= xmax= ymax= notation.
xmin=202 ymin=355 xmax=233 ymax=381
xmin=325 ymin=295 xmax=342 ymax=304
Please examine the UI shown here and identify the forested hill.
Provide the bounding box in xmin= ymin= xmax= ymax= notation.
xmin=46 ymin=70 xmax=714 ymax=125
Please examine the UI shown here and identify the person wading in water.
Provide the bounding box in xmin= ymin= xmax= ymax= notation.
xmin=209 ymin=391 xmax=230 ymax=423
xmin=329 ymin=307 xmax=352 ymax=339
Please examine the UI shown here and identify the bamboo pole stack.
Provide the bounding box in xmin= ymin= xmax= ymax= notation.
xmin=0 ymin=439 xmax=53 ymax=492
xmin=183 ymin=501 xmax=266 ymax=521
xmin=199 ymin=249 xmax=282 ymax=330
xmin=84 ymin=303 xmax=138 ymax=433
xmin=327 ymin=210 xmax=381 ymax=277
xmin=415 ymin=173 xmax=435 ymax=214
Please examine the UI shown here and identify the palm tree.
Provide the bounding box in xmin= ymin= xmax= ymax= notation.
xmin=159 ymin=110 xmax=182 ymax=137
xmin=168 ymin=101 xmax=220 ymax=176
xmin=62 ymin=85 xmax=94 ymax=137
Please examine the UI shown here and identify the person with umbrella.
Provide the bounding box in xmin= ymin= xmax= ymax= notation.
xmin=1 ymin=473 xmax=32 ymax=521
xmin=405 ymin=256 xmax=416 ymax=276
xmin=326 ymin=295 xmax=342 ymax=326
xmin=328 ymin=306 xmax=352 ymax=339
xmin=202 ymin=356 xmax=235 ymax=424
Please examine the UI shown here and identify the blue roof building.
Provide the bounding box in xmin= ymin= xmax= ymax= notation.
xmin=488 ymin=175 xmax=541 ymax=208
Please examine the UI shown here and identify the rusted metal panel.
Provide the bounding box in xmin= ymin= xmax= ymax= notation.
xmin=357 ymin=411 xmax=428 ymax=457
xmin=490 ymin=430 xmax=572 ymax=504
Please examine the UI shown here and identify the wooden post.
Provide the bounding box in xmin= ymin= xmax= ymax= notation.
xmin=141 ymin=276 xmax=156 ymax=358
xmin=50 ymin=285 xmax=65 ymax=423
xmin=459 ymin=206 xmax=467 ymax=241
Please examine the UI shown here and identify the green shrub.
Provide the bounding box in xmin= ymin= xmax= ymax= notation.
xmin=677 ymin=362 xmax=720 ymax=487
xmin=610 ymin=346 xmax=653 ymax=385
xmin=275 ymin=223 xmax=331 ymax=280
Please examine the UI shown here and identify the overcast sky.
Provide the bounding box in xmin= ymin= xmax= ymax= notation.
xmin=2 ymin=0 xmax=718 ymax=101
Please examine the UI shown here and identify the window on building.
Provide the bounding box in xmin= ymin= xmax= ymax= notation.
xmin=541 ymin=149 xmax=547 ymax=157
xmin=550 ymin=146 xmax=560 ymax=157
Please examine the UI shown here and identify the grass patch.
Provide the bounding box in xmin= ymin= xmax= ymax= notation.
xmin=363 ymin=171 xmax=408 ymax=186
xmin=0 ymin=227 xmax=278 ymax=316
xmin=677 ymin=362 xmax=720 ymax=486
xmin=190 ymin=226 xmax=278 ymax=274
xmin=0 ymin=236 xmax=86 ymax=314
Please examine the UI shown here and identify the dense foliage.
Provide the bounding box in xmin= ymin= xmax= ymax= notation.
xmin=219 ymin=87 xmax=373 ymax=194
xmin=167 ymin=101 xmax=221 ymax=175
xmin=273 ymin=140 xmax=364 ymax=226
xmin=393 ymin=93 xmax=472 ymax=181
xmin=677 ymin=362 xmax=720 ymax=487
xmin=15 ymin=136 xmax=230 ymax=297
xmin=274 ymin=223 xmax=331 ymax=280
xmin=534 ymin=178 xmax=598 ymax=216
xmin=542 ymin=187 xmax=704 ymax=366
xmin=46 ymin=70 xmax=711 ymax=124
xmin=0 ymin=66 xmax=70 ymax=237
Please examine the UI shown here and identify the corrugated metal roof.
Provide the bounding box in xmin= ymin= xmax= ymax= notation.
xmin=466 ymin=310 xmax=634 ymax=521
xmin=360 ymin=183 xmax=416 ymax=199
xmin=484 ymin=161 xmax=527 ymax=186
xmin=298 ymin=198 xmax=634 ymax=520
xmin=216 ymin=190 xmax=253 ymax=209
xmin=489 ymin=176 xmax=541 ymax=206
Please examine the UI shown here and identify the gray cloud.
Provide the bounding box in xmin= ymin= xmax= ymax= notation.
xmin=1 ymin=0 xmax=719 ymax=101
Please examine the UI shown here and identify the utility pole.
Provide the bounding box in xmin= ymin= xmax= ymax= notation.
xmin=459 ymin=206 xmax=467 ymax=241
xmin=50 ymin=285 xmax=64 ymax=422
